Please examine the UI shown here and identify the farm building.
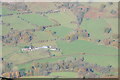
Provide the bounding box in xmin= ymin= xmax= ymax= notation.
xmin=21 ymin=45 xmax=59 ymax=52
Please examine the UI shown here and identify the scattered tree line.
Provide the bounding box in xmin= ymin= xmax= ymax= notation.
xmin=2 ymin=57 xmax=116 ymax=78
xmin=2 ymin=30 xmax=33 ymax=46
xmin=58 ymin=2 xmax=89 ymax=26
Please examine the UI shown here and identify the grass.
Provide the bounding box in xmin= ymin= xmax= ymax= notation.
xmin=2 ymin=25 xmax=10 ymax=35
xmin=49 ymin=72 xmax=78 ymax=78
xmin=2 ymin=3 xmax=118 ymax=76
xmin=5 ymin=49 xmax=50 ymax=65
xmin=2 ymin=45 xmax=20 ymax=58
xmin=26 ymin=2 xmax=57 ymax=12
xmin=32 ymin=41 xmax=57 ymax=48
xmin=47 ymin=26 xmax=73 ymax=38
xmin=17 ymin=53 xmax=83 ymax=71
xmin=46 ymin=10 xmax=77 ymax=29
xmin=17 ymin=39 xmax=118 ymax=70
xmin=2 ymin=15 xmax=35 ymax=31
xmin=17 ymin=56 xmax=67 ymax=71
xmin=80 ymin=18 xmax=108 ymax=40
xmin=21 ymin=76 xmax=53 ymax=78
xmin=31 ymin=31 xmax=55 ymax=43
xmin=56 ymin=40 xmax=118 ymax=68
xmin=57 ymin=40 xmax=118 ymax=55
xmin=2 ymin=7 xmax=18 ymax=15
xmin=3 ymin=42 xmax=50 ymax=65
xmin=19 ymin=14 xmax=54 ymax=26
xmin=83 ymin=55 xmax=118 ymax=68
xmin=103 ymin=18 xmax=118 ymax=34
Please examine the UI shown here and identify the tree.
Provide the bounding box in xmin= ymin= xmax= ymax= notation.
xmin=76 ymin=12 xmax=84 ymax=26
xmin=53 ymin=64 xmax=60 ymax=71
xmin=19 ymin=68 xmax=26 ymax=77
xmin=108 ymin=2 xmax=113 ymax=5
xmin=104 ymin=27 xmax=112 ymax=33
xmin=7 ymin=63 xmax=13 ymax=72
xmin=29 ymin=35 xmax=33 ymax=42
xmin=111 ymin=9 xmax=117 ymax=15
xmin=99 ymin=4 xmax=106 ymax=12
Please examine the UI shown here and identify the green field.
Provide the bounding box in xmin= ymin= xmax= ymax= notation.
xmin=17 ymin=56 xmax=67 ymax=71
xmin=49 ymin=72 xmax=78 ymax=78
xmin=80 ymin=18 xmax=108 ymax=40
xmin=19 ymin=14 xmax=54 ymax=26
xmin=57 ymin=40 xmax=118 ymax=55
xmin=46 ymin=11 xmax=78 ymax=29
xmin=3 ymin=43 xmax=50 ymax=65
xmin=2 ymin=7 xmax=18 ymax=15
xmin=103 ymin=18 xmax=118 ymax=33
xmin=57 ymin=40 xmax=118 ymax=68
xmin=22 ymin=76 xmax=53 ymax=78
xmin=2 ymin=15 xmax=35 ymax=34
xmin=47 ymin=26 xmax=73 ymax=38
xmin=31 ymin=31 xmax=55 ymax=43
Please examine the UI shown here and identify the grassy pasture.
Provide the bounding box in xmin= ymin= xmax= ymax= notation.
xmin=103 ymin=18 xmax=118 ymax=34
xmin=26 ymin=2 xmax=57 ymax=12
xmin=80 ymin=18 xmax=108 ymax=40
xmin=80 ymin=18 xmax=118 ymax=40
xmin=56 ymin=40 xmax=118 ymax=68
xmin=2 ymin=25 xmax=10 ymax=35
xmin=2 ymin=45 xmax=20 ymax=58
xmin=49 ymin=72 xmax=78 ymax=78
xmin=14 ymin=39 xmax=118 ymax=70
xmin=46 ymin=10 xmax=78 ymax=29
xmin=17 ymin=56 xmax=67 ymax=71
xmin=2 ymin=3 xmax=119 ymax=77
xmin=3 ymin=42 xmax=50 ymax=65
xmin=83 ymin=55 xmax=118 ymax=68
xmin=57 ymin=40 xmax=118 ymax=55
xmin=2 ymin=7 xmax=18 ymax=15
xmin=21 ymin=76 xmax=53 ymax=78
xmin=2 ymin=15 xmax=35 ymax=33
xmin=31 ymin=31 xmax=55 ymax=43
xmin=19 ymin=14 xmax=54 ymax=26
xmin=32 ymin=41 xmax=57 ymax=48
xmin=4 ymin=48 xmax=50 ymax=65
xmin=47 ymin=26 xmax=73 ymax=38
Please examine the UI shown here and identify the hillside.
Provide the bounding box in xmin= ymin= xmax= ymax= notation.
xmin=1 ymin=2 xmax=119 ymax=78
